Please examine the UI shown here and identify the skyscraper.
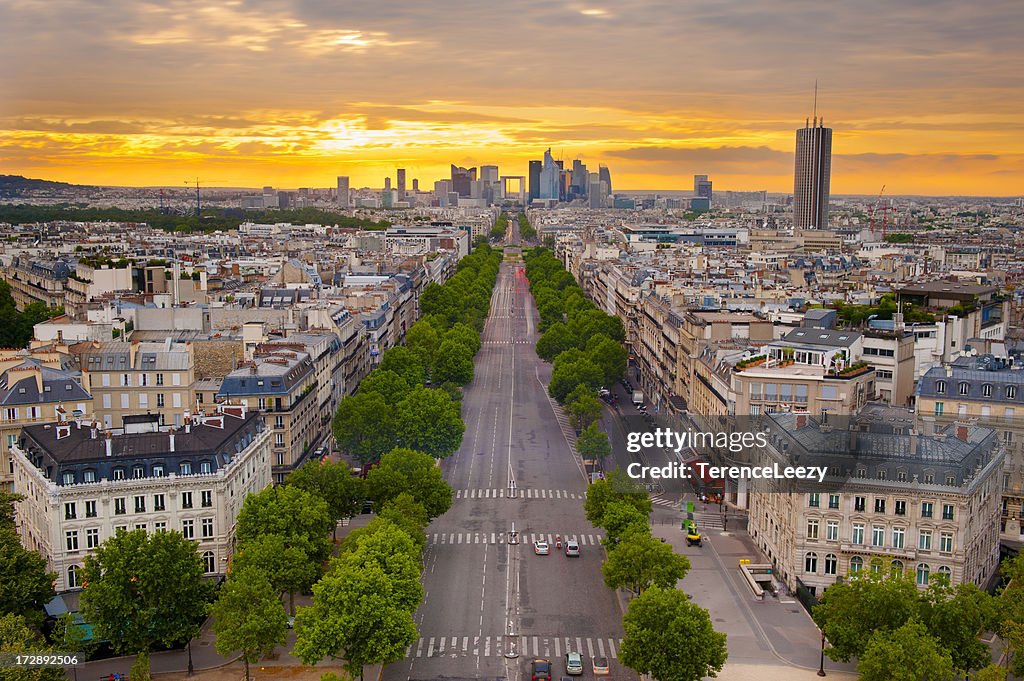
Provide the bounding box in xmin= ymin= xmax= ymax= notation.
xmin=538 ymin=149 xmax=561 ymax=200
xmin=794 ymin=117 xmax=832 ymax=229
xmin=694 ymin=175 xmax=712 ymax=202
xmin=412 ymin=178 xmax=419 ymax=192
xmin=598 ymin=165 xmax=612 ymax=196
xmin=384 ymin=177 xmax=392 ymax=191
xmin=397 ymin=169 xmax=406 ymax=199
xmin=336 ymin=176 xmax=350 ymax=208
xmin=451 ymin=165 xmax=477 ymax=197
xmin=528 ymin=160 xmax=542 ymax=202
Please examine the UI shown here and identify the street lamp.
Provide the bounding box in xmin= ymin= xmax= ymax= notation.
xmin=817 ymin=631 xmax=826 ymax=677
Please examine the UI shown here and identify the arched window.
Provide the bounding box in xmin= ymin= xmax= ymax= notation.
xmin=917 ymin=563 xmax=930 ymax=586
xmin=805 ymin=552 xmax=818 ymax=573
xmin=890 ymin=559 xmax=904 ymax=577
xmin=1008 ymin=386 xmax=1018 ymax=399
xmin=67 ymin=564 xmax=81 ymax=588
xmin=202 ymin=551 xmax=216 ymax=574
xmin=935 ymin=380 xmax=946 ymax=395
xmin=937 ymin=566 xmax=952 ymax=580
xmin=958 ymin=382 xmax=969 ymax=395
xmin=850 ymin=556 xmax=864 ymax=574
xmin=824 ymin=554 xmax=837 ymax=576
xmin=983 ymin=384 xmax=993 ymax=397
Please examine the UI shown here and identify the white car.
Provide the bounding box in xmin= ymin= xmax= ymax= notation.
xmin=534 ymin=540 xmax=550 ymax=555
xmin=593 ymin=657 xmax=609 ymax=675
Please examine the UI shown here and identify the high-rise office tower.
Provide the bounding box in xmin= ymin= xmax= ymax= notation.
xmin=397 ymin=169 xmax=406 ymax=199
xmin=587 ymin=175 xmax=605 ymax=208
xmin=794 ymin=117 xmax=832 ymax=229
xmin=451 ymin=165 xmax=477 ymax=197
xmin=694 ymin=175 xmax=713 ymax=201
xmin=528 ymin=160 xmax=542 ymax=201
xmin=570 ymin=159 xmax=589 ymax=198
xmin=384 ymin=177 xmax=392 ymax=191
xmin=599 ymin=165 xmax=612 ymax=196
xmin=538 ymin=149 xmax=561 ymax=200
xmin=480 ymin=165 xmax=499 ymax=184
xmin=412 ymin=178 xmax=419 ymax=192
xmin=336 ymin=176 xmax=350 ymax=207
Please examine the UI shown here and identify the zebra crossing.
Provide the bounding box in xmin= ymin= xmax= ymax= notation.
xmin=407 ymin=634 xmax=622 ymax=660
xmin=650 ymin=496 xmax=726 ymax=530
xmin=427 ymin=532 xmax=604 ymax=546
xmin=455 ymin=488 xmax=583 ymax=500
xmin=481 ymin=339 xmax=533 ymax=344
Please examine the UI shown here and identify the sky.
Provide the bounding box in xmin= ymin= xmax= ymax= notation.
xmin=2 ymin=0 xmax=1023 ymax=196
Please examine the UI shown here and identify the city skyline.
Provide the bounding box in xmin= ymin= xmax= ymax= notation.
xmin=2 ymin=1 xmax=1023 ymax=195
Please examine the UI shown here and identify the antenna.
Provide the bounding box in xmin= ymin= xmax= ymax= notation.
xmin=813 ymin=80 xmax=818 ymax=123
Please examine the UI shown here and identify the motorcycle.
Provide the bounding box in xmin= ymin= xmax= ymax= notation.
xmin=556 ymin=535 xmax=562 ymax=550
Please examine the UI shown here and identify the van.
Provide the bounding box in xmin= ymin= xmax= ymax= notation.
xmin=565 ymin=540 xmax=580 ymax=557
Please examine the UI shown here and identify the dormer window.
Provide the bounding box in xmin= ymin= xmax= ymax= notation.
xmin=1009 ymin=386 xmax=1018 ymax=399
xmin=983 ymin=384 xmax=993 ymax=397
xmin=936 ymin=380 xmax=947 ymax=394
xmin=958 ymin=382 xmax=969 ymax=395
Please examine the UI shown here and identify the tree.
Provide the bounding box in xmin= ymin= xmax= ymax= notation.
xmin=602 ymin=530 xmax=690 ymax=594
xmin=212 ymin=568 xmax=288 ymax=681
xmin=567 ymin=394 xmax=604 ymax=432
xmin=576 ymin=423 xmax=611 ymax=461
xmin=536 ymin=323 xmax=578 ymax=362
xmin=600 ymin=501 xmax=651 ymax=544
xmin=0 ymin=613 xmax=64 ymax=681
xmin=294 ymin=561 xmax=419 ymax=681
xmin=433 ymin=339 xmax=475 ymax=386
xmin=332 ymin=392 xmax=397 ymax=464
xmin=357 ymin=370 xmax=410 ymax=405
xmin=336 ymin=520 xmax=424 ymax=611
xmin=287 ymin=459 xmax=365 ymax=539
xmin=0 ymin=490 xmax=23 ymax=529
xmin=235 ymin=485 xmax=334 ymax=563
xmin=232 ymin=534 xmax=320 ymax=615
xmin=587 ymin=334 xmax=628 ymax=385
xmin=620 ymin=587 xmax=727 ymax=681
xmin=376 ymin=493 xmax=429 ymax=553
xmin=857 ymin=619 xmax=954 ymax=681
xmin=918 ymin=575 xmax=995 ymax=672
xmin=378 ymin=346 xmax=425 ymax=388
xmin=549 ymin=357 xmax=604 ymax=403
xmin=395 ymin=387 xmax=465 ymax=458
xmin=444 ymin=323 xmax=482 ymax=356
xmin=0 ymin=528 xmax=55 ymax=625
xmin=584 ymin=469 xmax=652 ymax=528
xmin=52 ymin=611 xmax=97 ymax=661
xmin=365 ymin=448 xmax=453 ymax=520
xmin=812 ymin=570 xmax=921 ymax=663
xmin=80 ymin=529 xmax=212 ymax=674
xmin=405 ymin=320 xmax=441 ymax=372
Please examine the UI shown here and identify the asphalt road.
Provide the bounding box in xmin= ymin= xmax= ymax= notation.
xmin=386 ymin=239 xmax=625 ymax=681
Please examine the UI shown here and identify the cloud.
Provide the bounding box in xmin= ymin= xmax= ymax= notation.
xmin=608 ymin=146 xmax=789 ymax=163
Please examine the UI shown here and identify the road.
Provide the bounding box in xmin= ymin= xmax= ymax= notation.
xmin=385 ymin=224 xmax=625 ymax=681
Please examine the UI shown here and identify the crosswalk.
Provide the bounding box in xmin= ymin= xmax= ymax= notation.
xmin=481 ymin=339 xmax=533 ymax=345
xmin=407 ymin=634 xmax=622 ymax=660
xmin=455 ymin=488 xmax=583 ymax=500
xmin=650 ymin=496 xmax=726 ymax=530
xmin=428 ymin=532 xmax=604 ymax=546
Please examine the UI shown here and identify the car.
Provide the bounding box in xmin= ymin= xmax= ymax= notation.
xmin=686 ymin=528 xmax=703 ymax=547
xmin=531 ymin=659 xmax=552 ymax=681
xmin=593 ymin=657 xmax=610 ymax=675
xmin=565 ymin=540 xmax=580 ymax=557
xmin=534 ymin=540 xmax=549 ymax=555
xmin=565 ymin=652 xmax=583 ymax=675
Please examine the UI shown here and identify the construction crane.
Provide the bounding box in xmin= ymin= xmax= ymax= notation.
xmin=869 ymin=184 xmax=886 ymax=235
xmin=184 ymin=179 xmax=221 ymax=218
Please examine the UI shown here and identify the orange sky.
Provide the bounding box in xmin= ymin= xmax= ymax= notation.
xmin=2 ymin=1 xmax=1023 ymax=195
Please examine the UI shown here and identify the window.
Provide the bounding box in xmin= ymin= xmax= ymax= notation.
xmin=134 ymin=495 xmax=145 ymax=513
xmin=201 ymin=518 xmax=214 ymax=538
xmin=64 ymin=502 xmax=77 ymax=520
xmin=180 ymin=461 xmax=192 ymax=475
xmin=200 ymin=461 xmax=211 ymax=474
xmin=917 ymin=563 xmax=930 ymax=586
xmin=877 ymin=469 xmax=887 ymax=480
xmin=855 ymin=496 xmax=866 ymax=512
xmin=83 ymin=469 xmax=96 ymax=483
xmin=275 ymin=433 xmax=285 ymax=447
xmin=139 ymin=393 xmax=149 ymax=409
xmin=1009 ymin=386 xmax=1018 ymax=399
xmin=114 ymin=497 xmax=126 ymax=515
xmin=86 ymin=528 xmax=99 ymax=549
xmin=984 ymin=384 xmax=993 ymax=397
xmin=140 ymin=373 xmax=149 ymax=387
xmin=172 ymin=393 xmax=182 ymax=408
xmin=808 ymin=493 xmax=820 ymax=508
xmin=275 ymin=416 xmax=284 ymax=429
xmin=940 ymin=532 xmax=954 ymax=553
xmin=276 ymin=453 xmax=284 ymax=466
xmin=182 ymin=491 xmax=193 ymax=509
xmin=154 ymin=521 xmax=167 ymax=532
xmin=826 ymin=520 xmax=839 ymax=541
xmin=153 ymin=464 xmax=164 ymax=477
xmin=807 ymin=519 xmax=820 ymax=540
xmin=922 ymin=502 xmax=934 ymax=518
xmin=850 ymin=556 xmax=864 ymax=574
xmin=154 ymin=494 xmax=165 ymax=511
xmin=895 ymin=500 xmax=906 ymax=516
xmin=942 ymin=504 xmax=954 ymax=521
xmin=156 ymin=373 xmax=164 ymax=386
xmin=935 ymin=403 xmax=944 ymax=416
xmin=182 ymin=519 xmax=194 ymax=539
xmin=828 ymin=494 xmax=840 ymax=510
xmin=937 ymin=566 xmax=952 ymax=579
xmin=85 ymin=500 xmax=97 ymax=518
xmin=62 ymin=471 xmax=75 ymax=485
xmin=134 ymin=523 xmax=147 ymax=532
xmin=892 ymin=527 xmax=905 ymax=549
xmin=201 ymin=490 xmax=212 ymax=508
xmin=824 ymin=554 xmax=837 ymax=575
xmin=121 ymin=373 xmax=130 ymax=387
xmin=872 ymin=526 xmax=885 ymax=547
xmin=852 ymin=523 xmax=864 ymax=545
xmin=120 ymin=393 xmax=129 ymax=409
xmin=805 ymin=552 xmax=818 ymax=573
xmin=936 ymin=380 xmax=946 ymax=394
xmin=946 ymin=473 xmax=957 ymax=485
xmin=202 ymin=550 xmax=215 ymax=574
xmin=157 ymin=393 xmax=165 ymax=408
xmin=874 ymin=498 xmax=886 ymax=513
xmin=172 ymin=373 xmax=181 ymax=386
xmin=919 ymin=529 xmax=933 ymax=550
xmin=66 ymin=530 xmax=79 ymax=551
xmin=67 ymin=565 xmax=81 ymax=588
xmin=897 ymin=470 xmax=907 ymax=482
xmin=133 ymin=465 xmax=145 ymax=479
xmin=958 ymin=382 xmax=969 ymax=395
xmin=113 ymin=467 xmax=125 ymax=481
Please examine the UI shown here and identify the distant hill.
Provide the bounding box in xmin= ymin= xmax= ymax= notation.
xmin=0 ymin=175 xmax=82 ymax=197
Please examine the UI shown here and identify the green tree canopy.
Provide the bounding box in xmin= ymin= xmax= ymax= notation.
xmin=378 ymin=346 xmax=425 ymax=388
xmin=549 ymin=357 xmax=604 ymax=403
xmin=576 ymin=423 xmax=611 ymax=461
xmin=358 ymin=370 xmax=411 ymax=405
xmin=211 ymin=568 xmax=288 ymax=681
xmin=231 ymin=533 xmax=320 ymax=616
xmin=444 ymin=323 xmax=482 ymax=356
xmin=332 ymin=391 xmax=397 ymax=464
xmin=568 ymin=393 xmax=604 ymax=432
xmin=600 ymin=501 xmax=651 ymax=545
xmin=586 ymin=334 xmax=628 ymax=385
xmin=602 ymin=529 xmax=691 ymax=594
xmin=335 ymin=520 xmax=424 ymax=612
xmin=433 ymin=339 xmax=475 ymax=386
xmin=287 ymin=459 xmax=365 ymax=530
xmin=0 ymin=613 xmax=64 ymax=681
xmin=620 ymin=586 xmax=727 ymax=681
xmin=0 ymin=526 xmax=55 ymax=626
xmin=376 ymin=493 xmax=429 ymax=553
xmin=405 ymin=320 xmax=441 ymax=372
xmin=365 ymin=448 xmax=453 ymax=520
xmin=857 ymin=619 xmax=954 ymax=681
xmin=235 ymin=485 xmax=333 ymax=563
xmin=536 ymin=323 xmax=578 ymax=362
xmin=395 ymin=387 xmax=465 ymax=458
xmin=584 ymin=469 xmax=652 ymax=528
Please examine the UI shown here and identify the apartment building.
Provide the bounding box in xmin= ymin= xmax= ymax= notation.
xmin=1 ymin=256 xmax=71 ymax=310
xmin=63 ymin=261 xmax=133 ymax=320
xmin=217 ymin=350 xmax=317 ymax=484
xmin=10 ymin=405 xmax=271 ymax=591
xmin=77 ymin=340 xmax=196 ymax=429
xmin=748 ymin=409 xmax=1003 ymax=595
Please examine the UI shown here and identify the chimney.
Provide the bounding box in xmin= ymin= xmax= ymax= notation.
xmin=90 ymin=422 xmax=98 ymax=439
xmin=104 ymin=431 xmax=112 ymax=457
xmin=795 ymin=413 xmax=807 ymax=430
xmin=169 ymin=428 xmax=175 ymax=452
xmin=909 ymin=431 xmax=918 ymax=456
xmin=956 ymin=424 xmax=970 ymax=442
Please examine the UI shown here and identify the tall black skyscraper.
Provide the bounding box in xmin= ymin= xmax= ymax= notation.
xmin=794 ymin=117 xmax=832 ymax=229
xmin=528 ymin=160 xmax=542 ymax=201
xmin=451 ymin=165 xmax=477 ymax=198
